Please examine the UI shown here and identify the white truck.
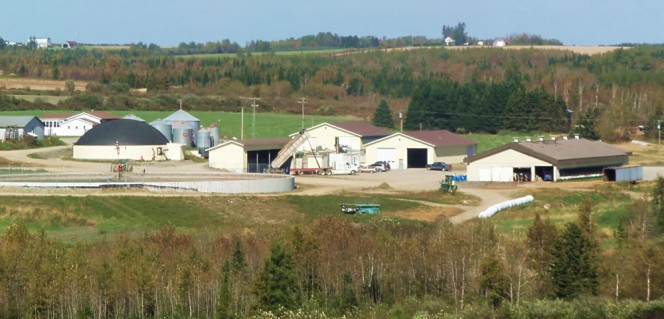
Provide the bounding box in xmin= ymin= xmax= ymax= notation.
xmin=290 ymin=151 xmax=360 ymax=175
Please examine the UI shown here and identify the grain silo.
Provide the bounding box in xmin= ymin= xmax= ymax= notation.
xmin=149 ymin=119 xmax=172 ymax=142
xmin=196 ymin=127 xmax=211 ymax=154
xmin=163 ymin=109 xmax=200 ymax=144
xmin=209 ymin=123 xmax=220 ymax=147
xmin=172 ymin=127 xmax=193 ymax=145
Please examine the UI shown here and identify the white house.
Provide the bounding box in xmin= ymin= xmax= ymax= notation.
xmin=493 ymin=39 xmax=506 ymax=47
xmin=33 ymin=38 xmax=51 ymax=48
xmin=42 ymin=111 xmax=119 ymax=136
xmin=444 ymin=36 xmax=455 ymax=46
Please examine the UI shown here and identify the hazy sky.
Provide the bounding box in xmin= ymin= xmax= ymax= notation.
xmin=3 ymin=0 xmax=663 ymax=46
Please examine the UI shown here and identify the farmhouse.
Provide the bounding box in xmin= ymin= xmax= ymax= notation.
xmin=207 ymin=138 xmax=289 ymax=173
xmin=42 ymin=111 xmax=119 ymax=137
xmin=0 ymin=116 xmax=45 ymax=142
xmin=465 ymin=136 xmax=629 ymax=182
xmin=73 ymin=119 xmax=184 ymax=161
xmin=363 ymin=130 xmax=476 ymax=169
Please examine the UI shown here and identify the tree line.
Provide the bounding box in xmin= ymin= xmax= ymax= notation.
xmin=1 ymin=180 xmax=664 ymax=318
xmin=1 ymin=41 xmax=663 ymax=139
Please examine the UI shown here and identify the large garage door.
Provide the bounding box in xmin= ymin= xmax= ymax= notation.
xmin=407 ymin=148 xmax=428 ymax=168
xmin=491 ymin=167 xmax=513 ymax=182
xmin=376 ymin=148 xmax=396 ymax=167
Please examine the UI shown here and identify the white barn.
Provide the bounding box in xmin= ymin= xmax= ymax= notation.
xmin=466 ymin=137 xmax=629 ymax=182
xmin=363 ymin=130 xmax=476 ymax=169
xmin=291 ymin=122 xmax=390 ymax=153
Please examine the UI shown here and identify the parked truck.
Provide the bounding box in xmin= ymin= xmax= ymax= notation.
xmin=290 ymin=151 xmax=360 ymax=175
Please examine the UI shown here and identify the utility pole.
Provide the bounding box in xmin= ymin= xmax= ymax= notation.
xmin=249 ymin=97 xmax=260 ymax=138
xmin=399 ymin=111 xmax=403 ymax=132
xmin=298 ymin=97 xmax=307 ymax=129
xmin=240 ymin=106 xmax=244 ymax=140
xmin=658 ymin=120 xmax=661 ymax=145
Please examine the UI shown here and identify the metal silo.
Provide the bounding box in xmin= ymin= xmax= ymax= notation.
xmin=163 ymin=109 xmax=200 ymax=135
xmin=172 ymin=128 xmax=193 ymax=145
xmin=150 ymin=120 xmax=172 ymax=142
xmin=196 ymin=127 xmax=211 ymax=154
xmin=208 ymin=124 xmax=220 ymax=147
xmin=195 ymin=127 xmax=211 ymax=148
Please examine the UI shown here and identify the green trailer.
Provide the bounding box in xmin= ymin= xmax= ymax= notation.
xmin=340 ymin=203 xmax=380 ymax=215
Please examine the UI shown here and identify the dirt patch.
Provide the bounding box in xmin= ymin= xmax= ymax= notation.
xmin=0 ymin=77 xmax=88 ymax=91
xmin=388 ymin=206 xmax=462 ymax=222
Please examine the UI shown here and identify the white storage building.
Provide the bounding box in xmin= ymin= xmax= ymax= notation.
xmin=465 ymin=137 xmax=630 ymax=182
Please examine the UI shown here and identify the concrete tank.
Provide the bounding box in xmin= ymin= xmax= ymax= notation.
xmin=195 ymin=127 xmax=211 ymax=149
xmin=150 ymin=120 xmax=172 ymax=142
xmin=172 ymin=128 xmax=193 ymax=145
xmin=209 ymin=124 xmax=220 ymax=147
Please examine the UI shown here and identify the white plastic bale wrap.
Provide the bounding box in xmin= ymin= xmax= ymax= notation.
xmin=478 ymin=195 xmax=534 ymax=218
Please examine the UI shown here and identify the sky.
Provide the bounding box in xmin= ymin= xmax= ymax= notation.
xmin=2 ymin=0 xmax=663 ymax=47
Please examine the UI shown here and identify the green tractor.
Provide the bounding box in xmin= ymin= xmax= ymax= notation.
xmin=440 ymin=175 xmax=459 ymax=193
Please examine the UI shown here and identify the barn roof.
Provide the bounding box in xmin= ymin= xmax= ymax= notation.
xmin=123 ymin=114 xmax=145 ymax=122
xmin=75 ymin=119 xmax=169 ymax=146
xmin=327 ymin=122 xmax=391 ymax=137
xmin=466 ymin=138 xmax=629 ymax=166
xmin=0 ymin=116 xmax=41 ymax=128
xmin=163 ymin=109 xmax=199 ymax=122
xmin=404 ymin=130 xmax=476 ymax=147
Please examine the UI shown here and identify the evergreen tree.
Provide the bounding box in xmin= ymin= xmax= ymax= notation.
xmin=254 ymin=244 xmax=300 ymax=314
xmin=479 ymin=253 xmax=509 ymax=307
xmin=652 ymin=176 xmax=664 ymax=234
xmin=372 ymin=99 xmax=395 ymax=129
xmin=550 ymin=223 xmax=599 ymax=299
xmin=526 ymin=213 xmax=558 ymax=292
xmin=216 ymin=261 xmax=233 ymax=319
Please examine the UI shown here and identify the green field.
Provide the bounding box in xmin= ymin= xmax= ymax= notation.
xmin=0 ymin=110 xmax=362 ymax=139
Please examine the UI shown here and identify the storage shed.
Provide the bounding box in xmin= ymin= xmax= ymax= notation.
xmin=208 ymin=138 xmax=289 ymax=173
xmin=466 ymin=137 xmax=629 ymax=182
xmin=0 ymin=116 xmax=45 ymax=142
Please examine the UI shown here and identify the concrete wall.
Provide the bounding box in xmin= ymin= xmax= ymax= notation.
xmin=305 ymin=124 xmax=361 ymax=152
xmin=209 ymin=143 xmax=246 ymax=172
xmin=73 ymin=145 xmax=171 ymax=161
xmin=467 ymin=149 xmax=551 ymax=181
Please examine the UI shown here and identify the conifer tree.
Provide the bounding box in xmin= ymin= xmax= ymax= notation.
xmin=372 ymin=99 xmax=395 ymax=129
xmin=550 ymin=223 xmax=599 ymax=299
xmin=254 ymin=244 xmax=300 ymax=314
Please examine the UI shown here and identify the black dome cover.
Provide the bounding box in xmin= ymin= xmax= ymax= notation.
xmin=75 ymin=119 xmax=169 ymax=146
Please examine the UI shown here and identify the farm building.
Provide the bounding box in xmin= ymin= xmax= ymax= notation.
xmin=207 ymin=138 xmax=289 ymax=173
xmin=0 ymin=116 xmax=45 ymax=142
xmin=42 ymin=112 xmax=119 ymax=136
xmin=363 ymin=130 xmax=476 ymax=169
xmin=33 ymin=37 xmax=51 ymax=48
xmin=465 ymin=137 xmax=630 ymax=182
xmin=73 ymin=119 xmax=184 ymax=161
xmin=291 ymin=122 xmax=390 ymax=153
